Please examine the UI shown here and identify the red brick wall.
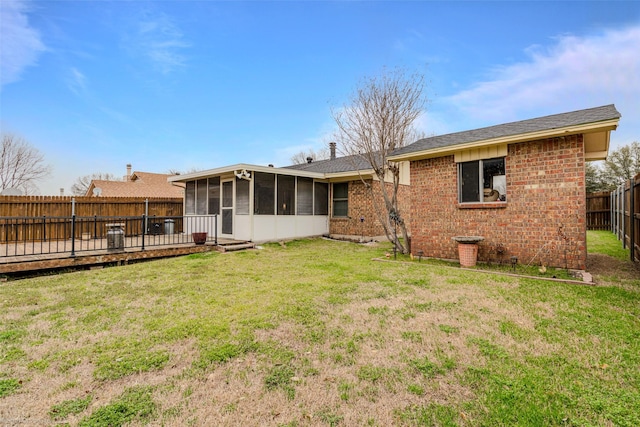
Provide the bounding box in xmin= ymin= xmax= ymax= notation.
xmin=329 ymin=179 xmax=411 ymax=238
xmin=409 ymin=135 xmax=587 ymax=269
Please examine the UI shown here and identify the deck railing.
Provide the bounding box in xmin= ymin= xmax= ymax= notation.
xmin=0 ymin=215 xmax=217 ymax=258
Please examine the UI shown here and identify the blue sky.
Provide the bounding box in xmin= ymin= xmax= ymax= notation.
xmin=1 ymin=0 xmax=639 ymax=195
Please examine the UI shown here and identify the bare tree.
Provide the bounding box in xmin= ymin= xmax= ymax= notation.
xmin=70 ymin=172 xmax=121 ymax=196
xmin=332 ymin=68 xmax=426 ymax=254
xmin=289 ymin=147 xmax=330 ymax=165
xmin=0 ymin=133 xmax=51 ymax=195
xmin=166 ymin=167 xmax=201 ymax=175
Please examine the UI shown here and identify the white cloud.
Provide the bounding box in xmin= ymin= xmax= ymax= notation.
xmin=0 ymin=0 xmax=46 ymax=88
xmin=445 ymin=25 xmax=640 ymax=145
xmin=133 ymin=10 xmax=190 ymax=74
xmin=67 ymin=67 xmax=86 ymax=95
xmin=413 ymin=110 xmax=452 ymax=138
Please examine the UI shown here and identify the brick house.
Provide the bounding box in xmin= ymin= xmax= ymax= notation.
xmin=168 ymin=144 xmax=410 ymax=242
xmin=388 ymin=104 xmax=621 ymax=270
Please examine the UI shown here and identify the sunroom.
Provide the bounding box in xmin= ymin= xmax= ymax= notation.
xmin=168 ymin=164 xmax=330 ymax=242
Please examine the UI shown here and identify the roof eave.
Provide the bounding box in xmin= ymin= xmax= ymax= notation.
xmin=168 ymin=163 xmax=326 ymax=182
xmin=324 ymin=169 xmax=375 ymax=181
xmin=388 ymin=119 xmax=620 ymax=162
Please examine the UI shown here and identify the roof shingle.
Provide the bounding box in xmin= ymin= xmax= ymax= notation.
xmin=283 ymin=154 xmax=372 ymax=174
xmin=391 ymin=104 xmax=621 ymax=157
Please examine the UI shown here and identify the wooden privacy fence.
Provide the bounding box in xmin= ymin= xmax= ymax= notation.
xmin=611 ymin=173 xmax=640 ymax=263
xmin=0 ymin=196 xmax=183 ymax=242
xmin=586 ymin=191 xmax=611 ymax=230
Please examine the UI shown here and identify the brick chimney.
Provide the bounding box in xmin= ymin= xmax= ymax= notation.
xmin=329 ymin=142 xmax=336 ymax=160
xmin=126 ymin=164 xmax=132 ymax=181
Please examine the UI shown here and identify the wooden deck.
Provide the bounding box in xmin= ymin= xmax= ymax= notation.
xmin=0 ymin=236 xmax=254 ymax=275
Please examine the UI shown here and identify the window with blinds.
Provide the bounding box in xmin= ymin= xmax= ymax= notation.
xmin=236 ymin=177 xmax=250 ymax=214
xmin=185 ymin=181 xmax=196 ymax=215
xmin=297 ymin=177 xmax=313 ymax=215
xmin=196 ymin=179 xmax=208 ymax=214
xmin=314 ymin=182 xmax=328 ymax=215
xmin=254 ymin=172 xmax=275 ymax=215
xmin=208 ymin=177 xmax=220 ymax=214
xmin=278 ymin=175 xmax=295 ymax=215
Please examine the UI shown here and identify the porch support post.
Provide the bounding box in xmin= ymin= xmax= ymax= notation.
xmin=70 ymin=214 xmax=76 ymax=257
xmin=141 ymin=214 xmax=146 ymax=251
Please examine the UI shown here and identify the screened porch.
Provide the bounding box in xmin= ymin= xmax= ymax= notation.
xmin=180 ymin=167 xmax=330 ymax=242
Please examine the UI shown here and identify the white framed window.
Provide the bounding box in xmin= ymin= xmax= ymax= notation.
xmin=332 ymin=182 xmax=349 ymax=217
xmin=458 ymin=157 xmax=506 ymax=203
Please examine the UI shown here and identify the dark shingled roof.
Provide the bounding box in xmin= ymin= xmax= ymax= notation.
xmin=283 ymin=154 xmax=373 ymax=174
xmin=391 ymin=104 xmax=621 ymax=158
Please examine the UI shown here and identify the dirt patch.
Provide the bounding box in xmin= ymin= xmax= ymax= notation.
xmin=587 ymin=253 xmax=640 ymax=282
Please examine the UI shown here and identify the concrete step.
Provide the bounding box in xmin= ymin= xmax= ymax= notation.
xmin=217 ymin=242 xmax=255 ymax=253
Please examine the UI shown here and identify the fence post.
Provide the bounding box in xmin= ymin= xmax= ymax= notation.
xmin=214 ymin=214 xmax=218 ymax=246
xmin=42 ymin=215 xmax=46 ymax=242
xmin=613 ymin=188 xmax=617 ymax=236
xmin=94 ymin=215 xmax=97 ymax=239
xmin=618 ymin=185 xmax=623 ymax=243
xmin=71 ymin=214 xmax=76 ymax=257
xmin=141 ymin=214 xmax=146 ymax=251
xmin=624 ymin=184 xmax=628 ymax=248
xmin=4 ymin=219 xmax=8 ymax=257
xmin=630 ymin=178 xmax=635 ymax=262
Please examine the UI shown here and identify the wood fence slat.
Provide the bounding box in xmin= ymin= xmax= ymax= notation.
xmin=586 ymin=191 xmax=611 ymax=230
xmin=0 ymin=196 xmax=183 ymax=242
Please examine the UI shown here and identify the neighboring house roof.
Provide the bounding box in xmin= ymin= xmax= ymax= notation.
xmin=86 ymin=171 xmax=185 ymax=198
xmin=389 ymin=104 xmax=621 ymax=162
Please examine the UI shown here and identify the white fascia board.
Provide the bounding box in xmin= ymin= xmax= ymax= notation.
xmin=585 ymin=151 xmax=609 ymax=161
xmin=168 ymin=164 xmax=325 ymax=182
xmin=324 ymin=169 xmax=375 ymax=181
xmin=388 ymin=119 xmax=620 ymax=162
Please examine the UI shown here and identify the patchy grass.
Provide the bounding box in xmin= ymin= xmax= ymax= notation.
xmin=49 ymin=395 xmax=92 ymax=421
xmin=586 ymin=230 xmax=639 ymax=286
xmin=78 ymin=386 xmax=155 ymax=426
xmin=0 ymin=237 xmax=638 ymax=426
xmin=0 ymin=377 xmax=21 ymax=398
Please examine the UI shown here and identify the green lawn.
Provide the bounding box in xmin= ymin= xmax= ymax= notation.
xmin=1 ymin=235 xmax=638 ymax=426
xmin=587 ymin=229 xmax=630 ymax=260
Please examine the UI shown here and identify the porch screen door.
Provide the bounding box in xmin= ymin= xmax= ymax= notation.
xmin=222 ymin=180 xmax=233 ymax=235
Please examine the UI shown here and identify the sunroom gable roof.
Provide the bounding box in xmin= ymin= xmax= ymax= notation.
xmin=167 ymin=163 xmax=327 ymax=183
